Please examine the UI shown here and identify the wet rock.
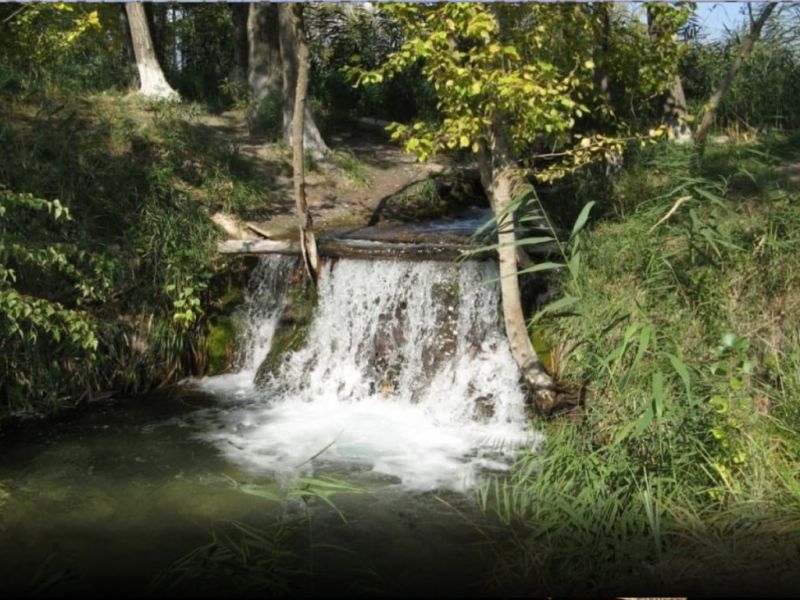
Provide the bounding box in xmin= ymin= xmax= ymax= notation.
xmin=254 ymin=267 xmax=316 ymax=388
xmin=372 ymin=302 xmax=407 ymax=396
xmin=472 ymin=395 xmax=496 ymax=421
xmin=420 ymin=281 xmax=459 ymax=381
xmin=206 ymin=316 xmax=236 ymax=376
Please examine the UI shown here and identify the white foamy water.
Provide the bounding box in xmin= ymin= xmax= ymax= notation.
xmin=194 ymin=255 xmax=297 ymax=397
xmin=195 ymin=257 xmax=541 ymax=492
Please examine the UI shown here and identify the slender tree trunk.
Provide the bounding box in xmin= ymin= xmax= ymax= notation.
xmin=288 ymin=4 xmax=321 ymax=282
xmin=247 ymin=3 xmax=282 ymax=123
xmin=695 ymin=3 xmax=777 ymax=146
xmin=278 ymin=3 xmax=329 ymax=161
xmin=477 ymin=131 xmax=557 ymax=414
xmin=125 ymin=2 xmax=179 ymax=101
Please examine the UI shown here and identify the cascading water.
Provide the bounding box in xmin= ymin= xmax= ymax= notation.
xmin=194 ymin=255 xmax=297 ymax=396
xmin=196 ymin=255 xmax=541 ymax=492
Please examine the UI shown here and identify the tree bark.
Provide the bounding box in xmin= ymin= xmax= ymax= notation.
xmin=230 ymin=3 xmax=249 ymax=84
xmin=119 ymin=5 xmax=139 ymax=89
xmin=665 ymin=74 xmax=691 ymax=142
xmin=592 ymin=2 xmax=613 ymax=113
xmin=125 ymin=2 xmax=179 ymax=101
xmin=694 ymin=3 xmax=777 ymax=146
xmin=477 ymin=131 xmax=557 ymax=414
xmin=247 ymin=2 xmax=282 ymax=122
xmin=646 ymin=5 xmax=691 ymax=142
xmin=278 ymin=4 xmax=329 ymax=161
xmin=288 ymin=4 xmax=321 ymax=282
xmin=144 ymin=2 xmax=169 ymax=73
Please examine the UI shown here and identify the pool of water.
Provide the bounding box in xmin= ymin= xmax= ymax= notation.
xmin=0 ymin=389 xmax=511 ymax=597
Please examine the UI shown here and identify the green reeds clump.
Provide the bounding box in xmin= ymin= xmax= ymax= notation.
xmin=484 ymin=137 xmax=800 ymax=596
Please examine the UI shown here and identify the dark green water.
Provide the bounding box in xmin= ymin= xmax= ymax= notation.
xmin=0 ymin=390 xmax=509 ymax=597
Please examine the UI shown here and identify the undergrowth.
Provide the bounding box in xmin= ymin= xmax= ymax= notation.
xmin=481 ymin=137 xmax=800 ymax=596
xmin=0 ymin=90 xmax=270 ymax=417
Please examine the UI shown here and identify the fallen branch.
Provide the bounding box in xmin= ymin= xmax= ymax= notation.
xmin=648 ymin=195 xmax=691 ymax=234
xmin=245 ymin=222 xmax=273 ymax=239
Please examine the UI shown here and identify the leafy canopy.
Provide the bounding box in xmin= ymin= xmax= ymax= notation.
xmin=350 ymin=2 xmax=691 ymax=180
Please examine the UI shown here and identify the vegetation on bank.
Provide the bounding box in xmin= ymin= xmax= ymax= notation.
xmin=481 ymin=135 xmax=800 ymax=595
xmin=0 ymin=92 xmax=266 ymax=416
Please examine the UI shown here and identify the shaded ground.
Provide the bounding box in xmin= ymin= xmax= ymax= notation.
xmin=194 ymin=110 xmax=476 ymax=240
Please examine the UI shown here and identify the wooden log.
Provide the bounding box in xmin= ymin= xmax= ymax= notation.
xmin=217 ymin=238 xmax=489 ymax=262
xmin=218 ymin=234 xmax=558 ymax=261
xmin=217 ymin=239 xmax=297 ymax=254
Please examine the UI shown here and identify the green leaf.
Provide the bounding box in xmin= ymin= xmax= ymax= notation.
xmin=516 ymin=236 xmax=556 ymax=246
xmin=531 ymin=295 xmax=579 ymax=323
xmin=666 ymin=352 xmax=693 ymax=406
xmin=567 ymin=250 xmax=581 ymax=279
xmin=652 ymin=371 xmax=665 ymax=419
xmin=238 ymin=485 xmax=282 ymax=504
xmin=632 ymin=324 xmax=652 ymax=369
xmin=570 ymin=201 xmax=596 ymax=239
xmin=518 ymin=261 xmax=565 ymax=275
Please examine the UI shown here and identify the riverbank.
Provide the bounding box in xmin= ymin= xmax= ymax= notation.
xmin=485 ymin=134 xmax=800 ymax=595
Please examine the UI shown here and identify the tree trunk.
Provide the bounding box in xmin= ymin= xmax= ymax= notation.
xmin=125 ymin=2 xmax=179 ymax=101
xmin=119 ymin=5 xmax=139 ymax=89
xmin=278 ymin=3 xmax=329 ymax=161
xmin=230 ymin=3 xmax=249 ymax=84
xmin=592 ymin=2 xmax=612 ymax=113
xmin=288 ymin=4 xmax=321 ymax=282
xmin=145 ymin=2 xmax=169 ymax=74
xmin=247 ymin=2 xmax=282 ymax=122
xmin=477 ymin=132 xmax=557 ymax=414
xmin=695 ymin=3 xmax=777 ymax=146
xmin=646 ymin=5 xmax=692 ymax=142
xmin=666 ymin=74 xmax=691 ymax=142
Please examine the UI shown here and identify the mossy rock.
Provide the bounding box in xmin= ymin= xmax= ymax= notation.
xmin=254 ymin=270 xmax=317 ymax=388
xmin=216 ymin=286 xmax=245 ymax=314
xmin=207 ymin=315 xmax=236 ymax=376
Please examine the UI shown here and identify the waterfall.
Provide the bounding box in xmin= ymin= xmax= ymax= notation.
xmin=195 ymin=255 xmax=297 ymax=395
xmin=197 ymin=256 xmax=541 ymax=492
xmin=236 ymin=255 xmax=298 ymax=375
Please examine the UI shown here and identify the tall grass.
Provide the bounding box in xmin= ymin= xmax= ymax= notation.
xmin=481 ymin=136 xmax=800 ymax=595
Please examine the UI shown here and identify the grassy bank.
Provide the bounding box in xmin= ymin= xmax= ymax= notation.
xmin=0 ymin=91 xmax=268 ymax=418
xmin=483 ymin=136 xmax=800 ymax=595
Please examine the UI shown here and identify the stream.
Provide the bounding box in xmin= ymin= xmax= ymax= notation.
xmin=0 ymin=256 xmax=540 ymax=596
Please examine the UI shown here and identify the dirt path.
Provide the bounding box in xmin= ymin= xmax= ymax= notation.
xmin=195 ymin=111 xmax=450 ymax=239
